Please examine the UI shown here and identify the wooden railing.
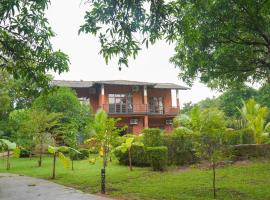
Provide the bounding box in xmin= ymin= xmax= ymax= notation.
xmin=102 ymin=104 xmax=179 ymax=115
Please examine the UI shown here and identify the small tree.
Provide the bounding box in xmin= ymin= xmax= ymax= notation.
xmin=115 ymin=135 xmax=143 ymax=171
xmin=194 ymin=108 xmax=227 ymax=199
xmin=21 ymin=110 xmax=63 ymax=167
xmin=0 ymin=139 xmax=17 ymax=170
xmin=89 ymin=109 xmax=122 ymax=194
xmin=48 ymin=146 xmax=80 ymax=179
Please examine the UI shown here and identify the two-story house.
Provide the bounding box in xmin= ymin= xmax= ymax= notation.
xmin=52 ymin=80 xmax=189 ymax=134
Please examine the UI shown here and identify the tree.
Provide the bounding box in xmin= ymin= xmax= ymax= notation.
xmin=47 ymin=145 xmax=79 ymax=179
xmin=0 ymin=1 xmax=69 ymax=88
xmin=21 ymin=110 xmax=63 ymax=167
xmin=193 ymin=108 xmax=227 ymax=199
xmin=115 ymin=135 xmax=143 ymax=171
xmin=238 ymin=99 xmax=270 ymax=144
xmin=8 ymin=109 xmax=35 ymax=157
xmin=0 ymin=139 xmax=17 ymax=170
xmin=89 ymin=109 xmax=122 ymax=194
xmin=80 ymin=0 xmax=270 ymax=89
xmin=32 ymin=87 xmax=92 ymax=145
xmin=219 ymin=86 xmax=257 ymax=118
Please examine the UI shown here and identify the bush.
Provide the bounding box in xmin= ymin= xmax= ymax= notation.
xmin=146 ymin=146 xmax=168 ymax=171
xmin=88 ymin=147 xmax=99 ymax=154
xmin=70 ymin=148 xmax=89 ymax=160
xmin=114 ymin=144 xmax=149 ymax=167
xmin=19 ymin=149 xmax=32 ymax=158
xmin=224 ymin=129 xmax=241 ymax=145
xmin=163 ymin=128 xmax=197 ymax=165
xmin=240 ymin=128 xmax=256 ymax=144
xmin=142 ymin=128 xmax=163 ymax=147
xmin=232 ymin=144 xmax=270 ymax=160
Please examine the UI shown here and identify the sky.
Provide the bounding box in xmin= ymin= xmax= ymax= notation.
xmin=46 ymin=0 xmax=220 ymax=106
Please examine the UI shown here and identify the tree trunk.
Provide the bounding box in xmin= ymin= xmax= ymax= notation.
xmin=71 ymin=159 xmax=74 ymax=171
xmin=38 ymin=141 xmax=43 ymax=167
xmin=29 ymin=151 xmax=32 ymax=160
xmin=52 ymin=153 xmax=56 ymax=179
xmin=212 ymin=161 xmax=216 ymax=199
xmin=6 ymin=150 xmax=10 ymax=170
xmin=128 ymin=148 xmax=133 ymax=171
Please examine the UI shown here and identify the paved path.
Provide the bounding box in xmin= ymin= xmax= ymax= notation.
xmin=0 ymin=173 xmax=112 ymax=200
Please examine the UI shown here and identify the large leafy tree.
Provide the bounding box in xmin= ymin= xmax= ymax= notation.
xmin=219 ymin=86 xmax=257 ymax=118
xmin=32 ymin=87 xmax=92 ymax=146
xmin=81 ymin=0 xmax=270 ymax=88
xmin=0 ymin=0 xmax=69 ymax=87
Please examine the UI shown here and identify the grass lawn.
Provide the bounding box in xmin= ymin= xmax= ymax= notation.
xmin=0 ymin=156 xmax=269 ymax=200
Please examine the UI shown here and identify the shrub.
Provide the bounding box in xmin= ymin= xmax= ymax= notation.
xmin=88 ymin=147 xmax=99 ymax=154
xmin=142 ymin=128 xmax=163 ymax=147
xmin=114 ymin=144 xmax=149 ymax=166
xmin=240 ymin=128 xmax=256 ymax=144
xmin=163 ymin=128 xmax=197 ymax=165
xmin=224 ymin=129 xmax=241 ymax=145
xmin=70 ymin=148 xmax=89 ymax=160
xmin=146 ymin=146 xmax=168 ymax=171
xmin=19 ymin=149 xmax=32 ymax=158
xmin=232 ymin=144 xmax=270 ymax=160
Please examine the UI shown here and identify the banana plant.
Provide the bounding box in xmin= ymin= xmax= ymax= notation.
xmin=48 ymin=146 xmax=80 ymax=179
xmin=115 ymin=136 xmax=143 ymax=171
xmin=0 ymin=139 xmax=17 ymax=170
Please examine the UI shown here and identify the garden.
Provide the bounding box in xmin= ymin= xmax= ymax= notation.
xmin=1 ymin=83 xmax=270 ymax=200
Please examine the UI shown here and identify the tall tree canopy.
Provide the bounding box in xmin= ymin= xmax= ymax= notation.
xmin=81 ymin=0 xmax=270 ymax=89
xmin=0 ymin=0 xmax=69 ymax=87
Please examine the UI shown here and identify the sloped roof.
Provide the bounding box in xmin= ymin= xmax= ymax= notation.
xmin=154 ymin=83 xmax=189 ymax=90
xmin=51 ymin=80 xmax=93 ymax=88
xmin=52 ymin=80 xmax=189 ymax=90
xmin=94 ymin=80 xmax=155 ymax=86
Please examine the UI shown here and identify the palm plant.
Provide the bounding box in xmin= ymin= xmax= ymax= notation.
xmin=0 ymin=139 xmax=17 ymax=170
xmin=89 ymin=109 xmax=122 ymax=194
xmin=115 ymin=135 xmax=143 ymax=171
xmin=238 ymin=99 xmax=270 ymax=144
xmin=48 ymin=146 xmax=80 ymax=179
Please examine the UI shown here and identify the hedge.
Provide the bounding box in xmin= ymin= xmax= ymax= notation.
xmin=142 ymin=128 xmax=163 ymax=147
xmin=69 ymin=148 xmax=89 ymax=160
xmin=146 ymin=146 xmax=168 ymax=171
xmin=232 ymin=144 xmax=270 ymax=160
xmin=114 ymin=144 xmax=149 ymax=167
xmin=163 ymin=135 xmax=197 ymax=165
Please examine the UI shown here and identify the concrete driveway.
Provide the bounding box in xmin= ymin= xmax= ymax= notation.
xmin=0 ymin=173 xmax=112 ymax=200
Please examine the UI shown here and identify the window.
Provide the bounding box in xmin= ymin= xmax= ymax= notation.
xmin=149 ymin=97 xmax=164 ymax=114
xmin=108 ymin=94 xmax=133 ymax=113
xmin=78 ymin=97 xmax=90 ymax=105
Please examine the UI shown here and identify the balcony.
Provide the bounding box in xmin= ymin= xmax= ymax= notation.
xmin=102 ymin=104 xmax=179 ymax=115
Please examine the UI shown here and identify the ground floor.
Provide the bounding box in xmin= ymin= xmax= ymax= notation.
xmin=111 ymin=115 xmax=174 ymax=134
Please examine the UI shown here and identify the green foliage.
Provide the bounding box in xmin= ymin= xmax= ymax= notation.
xmin=77 ymin=148 xmax=89 ymax=160
xmin=0 ymin=0 xmax=69 ymax=87
xmin=238 ymin=99 xmax=269 ymax=144
xmin=32 ymin=87 xmax=92 ymax=146
xmin=240 ymin=129 xmax=256 ymax=144
xmin=142 ymin=128 xmax=163 ymax=147
xmin=146 ymin=146 xmax=168 ymax=171
xmin=163 ymin=128 xmax=197 ymax=165
xmin=219 ymin=87 xmax=257 ymax=118
xmin=114 ymin=144 xmax=149 ymax=167
xmin=80 ymin=0 xmax=270 ymax=88
xmin=232 ymin=144 xmax=270 ymax=161
xmin=0 ymin=139 xmax=16 ymax=150
xmin=19 ymin=149 xmax=32 ymax=158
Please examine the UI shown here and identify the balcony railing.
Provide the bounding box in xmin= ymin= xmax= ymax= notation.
xmin=102 ymin=104 xmax=179 ymax=115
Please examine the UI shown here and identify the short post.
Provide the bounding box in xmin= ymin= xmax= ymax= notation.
xmin=101 ymin=168 xmax=106 ymax=194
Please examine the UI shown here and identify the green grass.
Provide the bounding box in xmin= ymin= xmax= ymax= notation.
xmin=0 ymin=156 xmax=269 ymax=200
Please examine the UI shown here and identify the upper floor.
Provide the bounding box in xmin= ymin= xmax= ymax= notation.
xmin=52 ymin=80 xmax=189 ymax=117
